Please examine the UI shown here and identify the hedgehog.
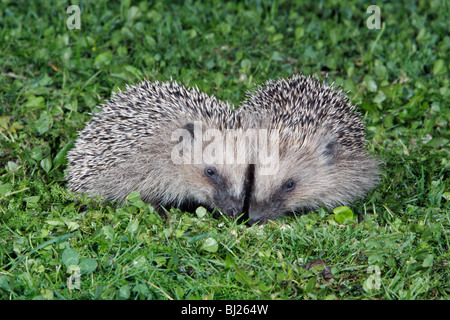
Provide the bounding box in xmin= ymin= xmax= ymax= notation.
xmin=239 ymin=74 xmax=379 ymax=225
xmin=65 ymin=80 xmax=250 ymax=219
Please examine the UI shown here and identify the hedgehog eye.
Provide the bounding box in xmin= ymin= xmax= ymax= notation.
xmin=205 ymin=167 xmax=217 ymax=178
xmin=284 ymin=181 xmax=295 ymax=192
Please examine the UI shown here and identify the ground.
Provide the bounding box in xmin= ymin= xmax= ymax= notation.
xmin=0 ymin=0 xmax=448 ymax=300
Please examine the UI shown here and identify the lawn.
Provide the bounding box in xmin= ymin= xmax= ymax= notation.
xmin=0 ymin=0 xmax=448 ymax=301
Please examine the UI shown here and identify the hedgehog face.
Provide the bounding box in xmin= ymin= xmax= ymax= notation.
xmin=247 ymin=136 xmax=328 ymax=224
xmin=246 ymin=130 xmax=378 ymax=225
xmin=171 ymin=121 xmax=250 ymax=219
xmin=202 ymin=129 xmax=253 ymax=219
xmin=202 ymin=164 xmax=249 ymax=219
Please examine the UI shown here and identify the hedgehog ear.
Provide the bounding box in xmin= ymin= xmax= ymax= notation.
xmin=321 ymin=138 xmax=339 ymax=165
xmin=180 ymin=122 xmax=198 ymax=144
xmin=183 ymin=123 xmax=195 ymax=140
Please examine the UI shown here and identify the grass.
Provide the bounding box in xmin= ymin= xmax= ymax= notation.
xmin=0 ymin=0 xmax=449 ymax=300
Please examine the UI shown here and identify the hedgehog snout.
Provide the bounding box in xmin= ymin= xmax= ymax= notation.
xmin=226 ymin=206 xmax=238 ymax=219
xmin=247 ymin=215 xmax=265 ymax=226
xmin=245 ymin=206 xmax=265 ymax=225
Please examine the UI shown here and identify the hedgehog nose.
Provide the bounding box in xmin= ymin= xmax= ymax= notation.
xmin=247 ymin=216 xmax=262 ymax=226
xmin=226 ymin=207 xmax=238 ymax=219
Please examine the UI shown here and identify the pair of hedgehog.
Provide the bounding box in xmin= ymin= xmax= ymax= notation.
xmin=66 ymin=74 xmax=379 ymax=225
